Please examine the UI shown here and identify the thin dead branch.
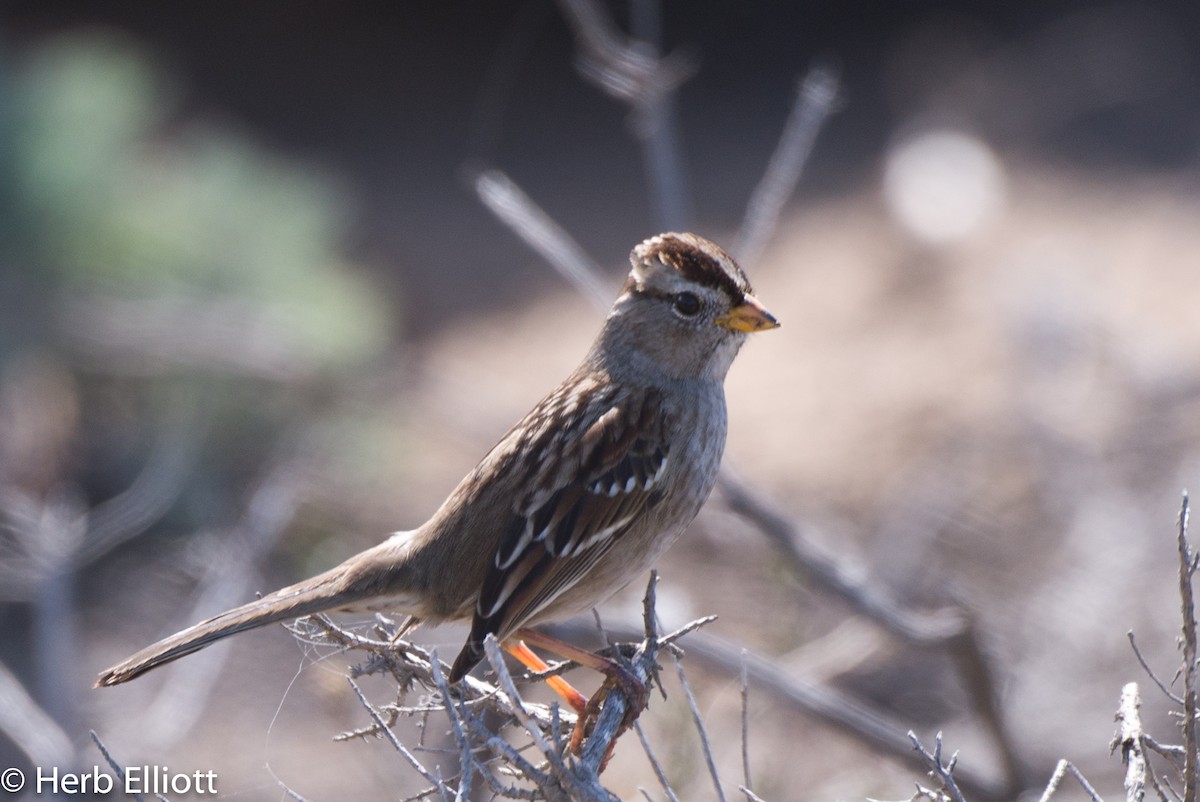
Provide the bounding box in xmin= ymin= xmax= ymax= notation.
xmin=718 ymin=470 xmax=1023 ymax=794
xmin=908 ymin=732 xmax=967 ymax=802
xmin=554 ymin=0 xmax=695 ymax=227
xmin=90 ymin=730 xmax=170 ymax=802
xmin=740 ymin=649 xmax=753 ymax=794
xmin=0 ymin=658 xmax=75 ymax=767
xmin=1128 ymin=632 xmax=1185 ymax=705
xmin=1035 ymin=497 xmax=1200 ymax=802
xmin=473 ymin=169 xmax=611 ymax=310
xmin=734 ymin=61 xmax=841 ymax=266
xmin=1036 ymin=759 xmax=1105 ymax=802
xmin=554 ymin=0 xmax=694 ymax=110
xmin=548 ymin=618 xmax=1007 ymax=802
xmin=289 ymin=573 xmax=717 ymax=800
xmin=672 ymin=651 xmax=727 ymax=802
xmin=1114 ymin=683 xmax=1147 ymax=802
xmin=1176 ymin=493 xmax=1198 ymax=801
xmin=634 ymin=720 xmax=682 ymax=802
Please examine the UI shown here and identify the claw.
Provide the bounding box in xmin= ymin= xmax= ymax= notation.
xmin=566 ymin=659 xmax=648 ymax=764
xmin=505 ymin=629 xmax=651 ymax=770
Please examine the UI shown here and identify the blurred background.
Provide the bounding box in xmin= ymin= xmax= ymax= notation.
xmin=1 ymin=1 xmax=1199 ymax=799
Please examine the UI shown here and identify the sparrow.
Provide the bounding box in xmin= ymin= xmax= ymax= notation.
xmin=96 ymin=232 xmax=778 ymax=691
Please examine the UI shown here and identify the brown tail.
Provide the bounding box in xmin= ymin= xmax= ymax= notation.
xmin=96 ymin=539 xmax=419 ymax=687
xmin=96 ymin=573 xmax=352 ymax=686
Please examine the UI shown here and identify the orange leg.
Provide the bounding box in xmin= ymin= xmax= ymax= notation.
xmin=503 ymin=640 xmax=589 ymax=714
xmin=515 ymin=627 xmax=647 ymax=714
xmin=510 ymin=628 xmax=648 ymax=762
xmin=514 ymin=627 xmax=621 ymax=672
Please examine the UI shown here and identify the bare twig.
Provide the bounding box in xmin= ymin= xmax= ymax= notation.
xmin=1037 ymin=759 xmax=1105 ymax=802
xmin=718 ymin=470 xmax=1024 ymax=795
xmin=0 ymin=659 xmax=75 ymax=767
xmin=348 ymin=678 xmax=451 ymax=798
xmin=482 ymin=635 xmax=596 ymax=802
xmin=1114 ymin=683 xmax=1147 ymax=802
xmin=1145 ymin=769 xmax=1177 ymax=802
xmin=576 ymin=576 xmax=662 ymax=779
xmin=734 ymin=61 xmax=840 ymax=266
xmin=90 ymin=730 xmax=170 ymax=802
xmin=314 ymin=576 xmax=687 ymax=800
xmin=276 ymin=780 xmax=311 ymax=802
xmin=634 ymin=721 xmax=682 ymax=802
xmin=740 ymin=649 xmax=753 ymax=793
xmin=627 ymin=0 xmax=689 ymax=230
xmin=78 ymin=407 xmax=198 ymax=565
xmin=908 ymin=732 xmax=967 ymax=802
xmin=451 ymin=643 xmax=571 ymax=797
xmin=1177 ymin=493 xmax=1198 ymax=802
xmin=717 ymin=470 xmax=965 ymax=644
xmin=673 ymin=652 xmax=727 ymax=802
xmin=473 ymin=169 xmax=611 ymax=310
xmin=427 ymin=655 xmax=473 ymax=801
xmin=553 ymin=0 xmax=695 ymax=228
xmin=1143 ymin=736 xmax=1186 ymax=763
xmin=549 ymin=618 xmax=1008 ymax=802
xmin=554 ymin=0 xmax=694 ymax=109
xmin=1128 ymin=632 xmax=1185 ymax=705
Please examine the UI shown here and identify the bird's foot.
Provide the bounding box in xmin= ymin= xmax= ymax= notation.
xmin=566 ymin=659 xmax=647 ymax=765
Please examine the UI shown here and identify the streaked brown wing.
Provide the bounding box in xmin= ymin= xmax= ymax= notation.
xmin=448 ymin=386 xmax=668 ymax=680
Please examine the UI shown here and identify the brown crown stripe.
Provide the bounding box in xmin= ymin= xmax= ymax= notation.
xmin=636 ymin=233 xmax=750 ymax=303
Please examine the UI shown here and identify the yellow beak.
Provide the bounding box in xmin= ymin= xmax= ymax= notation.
xmin=716 ymin=294 xmax=780 ymax=333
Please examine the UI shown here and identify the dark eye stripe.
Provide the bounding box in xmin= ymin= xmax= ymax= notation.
xmin=625 ymin=286 xmax=682 ymax=306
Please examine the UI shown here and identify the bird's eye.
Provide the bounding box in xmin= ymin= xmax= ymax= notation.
xmin=672 ymin=292 xmax=701 ymax=317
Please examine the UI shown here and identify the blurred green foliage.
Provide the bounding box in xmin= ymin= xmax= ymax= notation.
xmin=0 ymin=30 xmax=396 ymax=530
xmin=5 ymin=31 xmax=390 ymax=367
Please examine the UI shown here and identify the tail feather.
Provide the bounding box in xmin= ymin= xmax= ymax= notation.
xmin=448 ymin=637 xmax=485 ymax=683
xmin=97 ymin=570 xmax=367 ymax=687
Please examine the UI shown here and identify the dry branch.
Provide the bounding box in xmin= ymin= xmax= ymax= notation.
xmin=549 ymin=618 xmax=1008 ymax=802
xmin=1035 ymin=760 xmax=1104 ymax=802
xmin=1114 ymin=683 xmax=1147 ymax=802
xmin=282 ymin=573 xmax=715 ymax=800
xmin=554 ymin=0 xmax=695 ymax=228
xmin=718 ymin=470 xmax=1024 ymax=794
xmin=1177 ymin=494 xmax=1198 ymax=801
xmin=0 ymin=659 xmax=75 ymax=767
xmin=734 ymin=62 xmax=840 ymax=266
xmin=473 ymin=170 xmax=610 ymax=310
xmin=1036 ymin=495 xmax=1200 ymax=802
xmin=908 ymin=731 xmax=967 ymax=802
